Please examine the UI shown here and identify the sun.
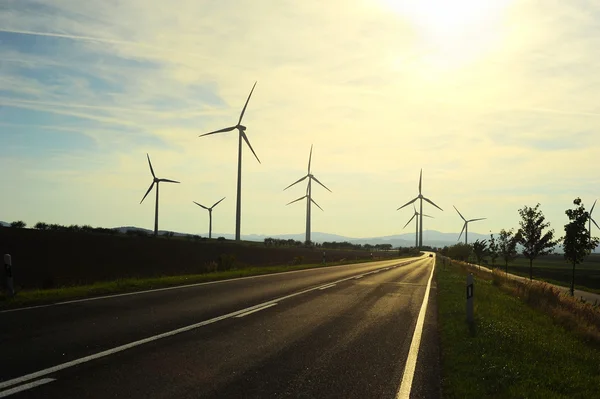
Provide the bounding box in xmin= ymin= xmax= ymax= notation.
xmin=384 ymin=0 xmax=505 ymax=36
xmin=380 ymin=0 xmax=512 ymax=70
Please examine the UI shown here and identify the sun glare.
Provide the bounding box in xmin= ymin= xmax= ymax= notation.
xmin=381 ymin=0 xmax=512 ymax=70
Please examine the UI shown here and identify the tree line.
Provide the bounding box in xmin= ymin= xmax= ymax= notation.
xmin=440 ymin=199 xmax=599 ymax=296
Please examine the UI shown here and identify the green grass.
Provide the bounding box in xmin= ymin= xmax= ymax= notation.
xmin=437 ymin=258 xmax=600 ymax=398
xmin=0 ymin=255 xmax=418 ymax=310
xmin=502 ymin=254 xmax=600 ymax=294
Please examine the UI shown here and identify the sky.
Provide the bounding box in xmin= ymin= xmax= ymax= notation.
xmin=1 ymin=0 xmax=600 ymax=239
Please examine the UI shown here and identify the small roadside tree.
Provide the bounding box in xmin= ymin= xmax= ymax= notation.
xmin=472 ymin=239 xmax=488 ymax=266
xmin=488 ymin=233 xmax=499 ymax=269
xmin=563 ymin=198 xmax=599 ymax=296
xmin=516 ymin=203 xmax=559 ymax=280
xmin=34 ymin=222 xmax=49 ymax=230
xmin=498 ymin=228 xmax=519 ymax=274
xmin=447 ymin=242 xmax=472 ymax=262
xmin=10 ymin=220 xmax=26 ymax=228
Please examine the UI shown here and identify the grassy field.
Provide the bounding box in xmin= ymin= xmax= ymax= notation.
xmin=0 ymin=255 xmax=419 ymax=310
xmin=437 ymin=257 xmax=600 ymax=398
xmin=497 ymin=254 xmax=600 ymax=294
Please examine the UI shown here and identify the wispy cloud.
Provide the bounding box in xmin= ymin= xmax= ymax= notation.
xmin=1 ymin=0 xmax=600 ymax=237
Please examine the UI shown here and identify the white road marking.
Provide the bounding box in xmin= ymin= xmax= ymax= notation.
xmin=0 ymin=378 xmax=56 ymax=397
xmin=354 ymin=275 xmax=364 ymax=279
xmin=319 ymin=284 xmax=336 ymax=290
xmin=234 ymin=303 xmax=277 ymax=318
xmin=1 ymin=259 xmax=416 ymax=314
xmin=396 ymin=255 xmax=436 ymax=399
xmin=0 ymin=260 xmax=420 ymax=390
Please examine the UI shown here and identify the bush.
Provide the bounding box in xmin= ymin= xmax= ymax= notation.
xmin=217 ymin=254 xmax=236 ymax=270
xmin=217 ymin=236 xmax=226 ymax=241
xmin=34 ymin=222 xmax=48 ymax=230
xmin=10 ymin=221 xmax=26 ymax=229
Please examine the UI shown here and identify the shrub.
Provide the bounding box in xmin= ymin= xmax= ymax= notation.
xmin=217 ymin=254 xmax=236 ymax=270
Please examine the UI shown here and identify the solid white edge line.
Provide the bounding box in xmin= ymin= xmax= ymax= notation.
xmin=354 ymin=275 xmax=364 ymax=279
xmin=0 ymin=259 xmax=420 ymax=390
xmin=396 ymin=255 xmax=436 ymax=399
xmin=234 ymin=303 xmax=277 ymax=318
xmin=0 ymin=378 xmax=56 ymax=398
xmin=1 ymin=258 xmax=417 ymax=314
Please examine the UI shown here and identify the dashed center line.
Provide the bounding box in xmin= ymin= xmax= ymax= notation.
xmin=319 ymin=284 xmax=336 ymax=290
xmin=234 ymin=303 xmax=277 ymax=318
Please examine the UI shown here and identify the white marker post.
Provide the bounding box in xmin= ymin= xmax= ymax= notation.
xmin=4 ymin=254 xmax=14 ymax=297
xmin=466 ymin=273 xmax=474 ymax=324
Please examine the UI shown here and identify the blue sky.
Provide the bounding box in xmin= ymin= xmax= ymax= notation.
xmin=1 ymin=0 xmax=600 ymax=239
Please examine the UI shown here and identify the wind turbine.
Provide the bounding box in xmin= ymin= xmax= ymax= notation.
xmin=589 ymin=199 xmax=599 ymax=251
xmin=402 ymin=203 xmax=434 ymax=248
xmin=140 ymin=154 xmax=180 ymax=236
xmin=284 ymin=145 xmax=331 ymax=244
xmin=397 ymin=169 xmax=443 ymax=248
xmin=453 ymin=205 xmax=486 ymax=245
xmin=193 ymin=197 xmax=226 ymax=239
xmin=200 ymin=81 xmax=260 ymax=241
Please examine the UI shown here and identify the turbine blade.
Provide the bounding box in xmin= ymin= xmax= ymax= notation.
xmin=453 ymin=205 xmax=466 ymax=221
xmin=241 ymin=131 xmax=261 ymax=164
xmin=419 ymin=169 xmax=422 ymax=194
xmin=423 ymin=214 xmax=434 ymax=218
xmin=238 ymin=81 xmax=257 ymax=125
xmin=458 ymin=223 xmax=466 ymax=242
xmin=308 ymin=144 xmax=313 ymax=174
xmin=423 ymin=196 xmax=443 ymax=211
xmin=403 ymin=213 xmax=416 ymax=229
xmin=286 ymin=195 xmax=307 ymax=206
xmin=591 ymin=216 xmax=600 ymax=230
xmin=591 ymin=199 xmax=597 ymax=216
xmin=193 ymin=201 xmax=209 ymax=210
xmin=311 ymin=175 xmax=331 ymax=192
xmin=159 ymin=178 xmax=180 ymax=183
xmin=283 ymin=175 xmax=308 ymax=191
xmin=199 ymin=126 xmax=236 ymax=137
xmin=311 ymin=198 xmax=324 ymax=211
xmin=397 ymin=197 xmax=418 ymax=211
xmin=140 ymin=182 xmax=155 ymax=204
xmin=212 ymin=197 xmax=226 ymax=208
xmin=468 ymin=218 xmax=486 ymax=222
xmin=147 ymin=154 xmax=155 ymax=178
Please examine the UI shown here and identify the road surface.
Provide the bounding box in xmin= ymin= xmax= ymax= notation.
xmin=0 ymin=255 xmax=440 ymax=398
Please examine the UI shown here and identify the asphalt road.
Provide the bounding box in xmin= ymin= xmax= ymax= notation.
xmin=0 ymin=255 xmax=440 ymax=398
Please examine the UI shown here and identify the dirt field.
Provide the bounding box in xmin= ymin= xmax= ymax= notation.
xmin=0 ymin=228 xmax=396 ymax=289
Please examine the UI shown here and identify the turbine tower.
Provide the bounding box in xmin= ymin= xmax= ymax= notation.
xmin=200 ymin=81 xmax=260 ymax=241
xmin=402 ymin=203 xmax=433 ymax=248
xmin=397 ymin=169 xmax=443 ymax=248
xmin=140 ymin=154 xmax=180 ymax=236
xmin=453 ymin=205 xmax=486 ymax=244
xmin=284 ymin=145 xmax=331 ymax=244
xmin=589 ymin=199 xmax=599 ymax=251
xmin=193 ymin=197 xmax=225 ymax=239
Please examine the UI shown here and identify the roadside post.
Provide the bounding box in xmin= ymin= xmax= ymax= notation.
xmin=4 ymin=254 xmax=14 ymax=297
xmin=466 ymin=273 xmax=474 ymax=323
xmin=322 ymin=251 xmax=326 ymax=265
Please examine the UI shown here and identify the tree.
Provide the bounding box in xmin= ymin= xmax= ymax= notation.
xmin=34 ymin=222 xmax=48 ymax=230
xmin=10 ymin=220 xmax=26 ymax=228
xmin=498 ymin=228 xmax=519 ymax=273
xmin=472 ymin=239 xmax=488 ymax=265
xmin=563 ymin=198 xmax=599 ymax=296
xmin=517 ymin=203 xmax=559 ymax=280
xmin=488 ymin=233 xmax=499 ymax=268
xmin=446 ymin=243 xmax=472 ymax=261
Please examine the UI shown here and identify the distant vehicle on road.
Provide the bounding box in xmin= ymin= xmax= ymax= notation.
xmin=429 ymin=254 xmax=433 ymax=257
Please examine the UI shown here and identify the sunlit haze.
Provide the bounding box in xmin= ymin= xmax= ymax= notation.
xmin=1 ymin=0 xmax=599 ymax=239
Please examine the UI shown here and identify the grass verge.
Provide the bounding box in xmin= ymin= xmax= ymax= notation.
xmin=437 ymin=257 xmax=600 ymax=398
xmin=0 ymin=255 xmax=418 ymax=310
